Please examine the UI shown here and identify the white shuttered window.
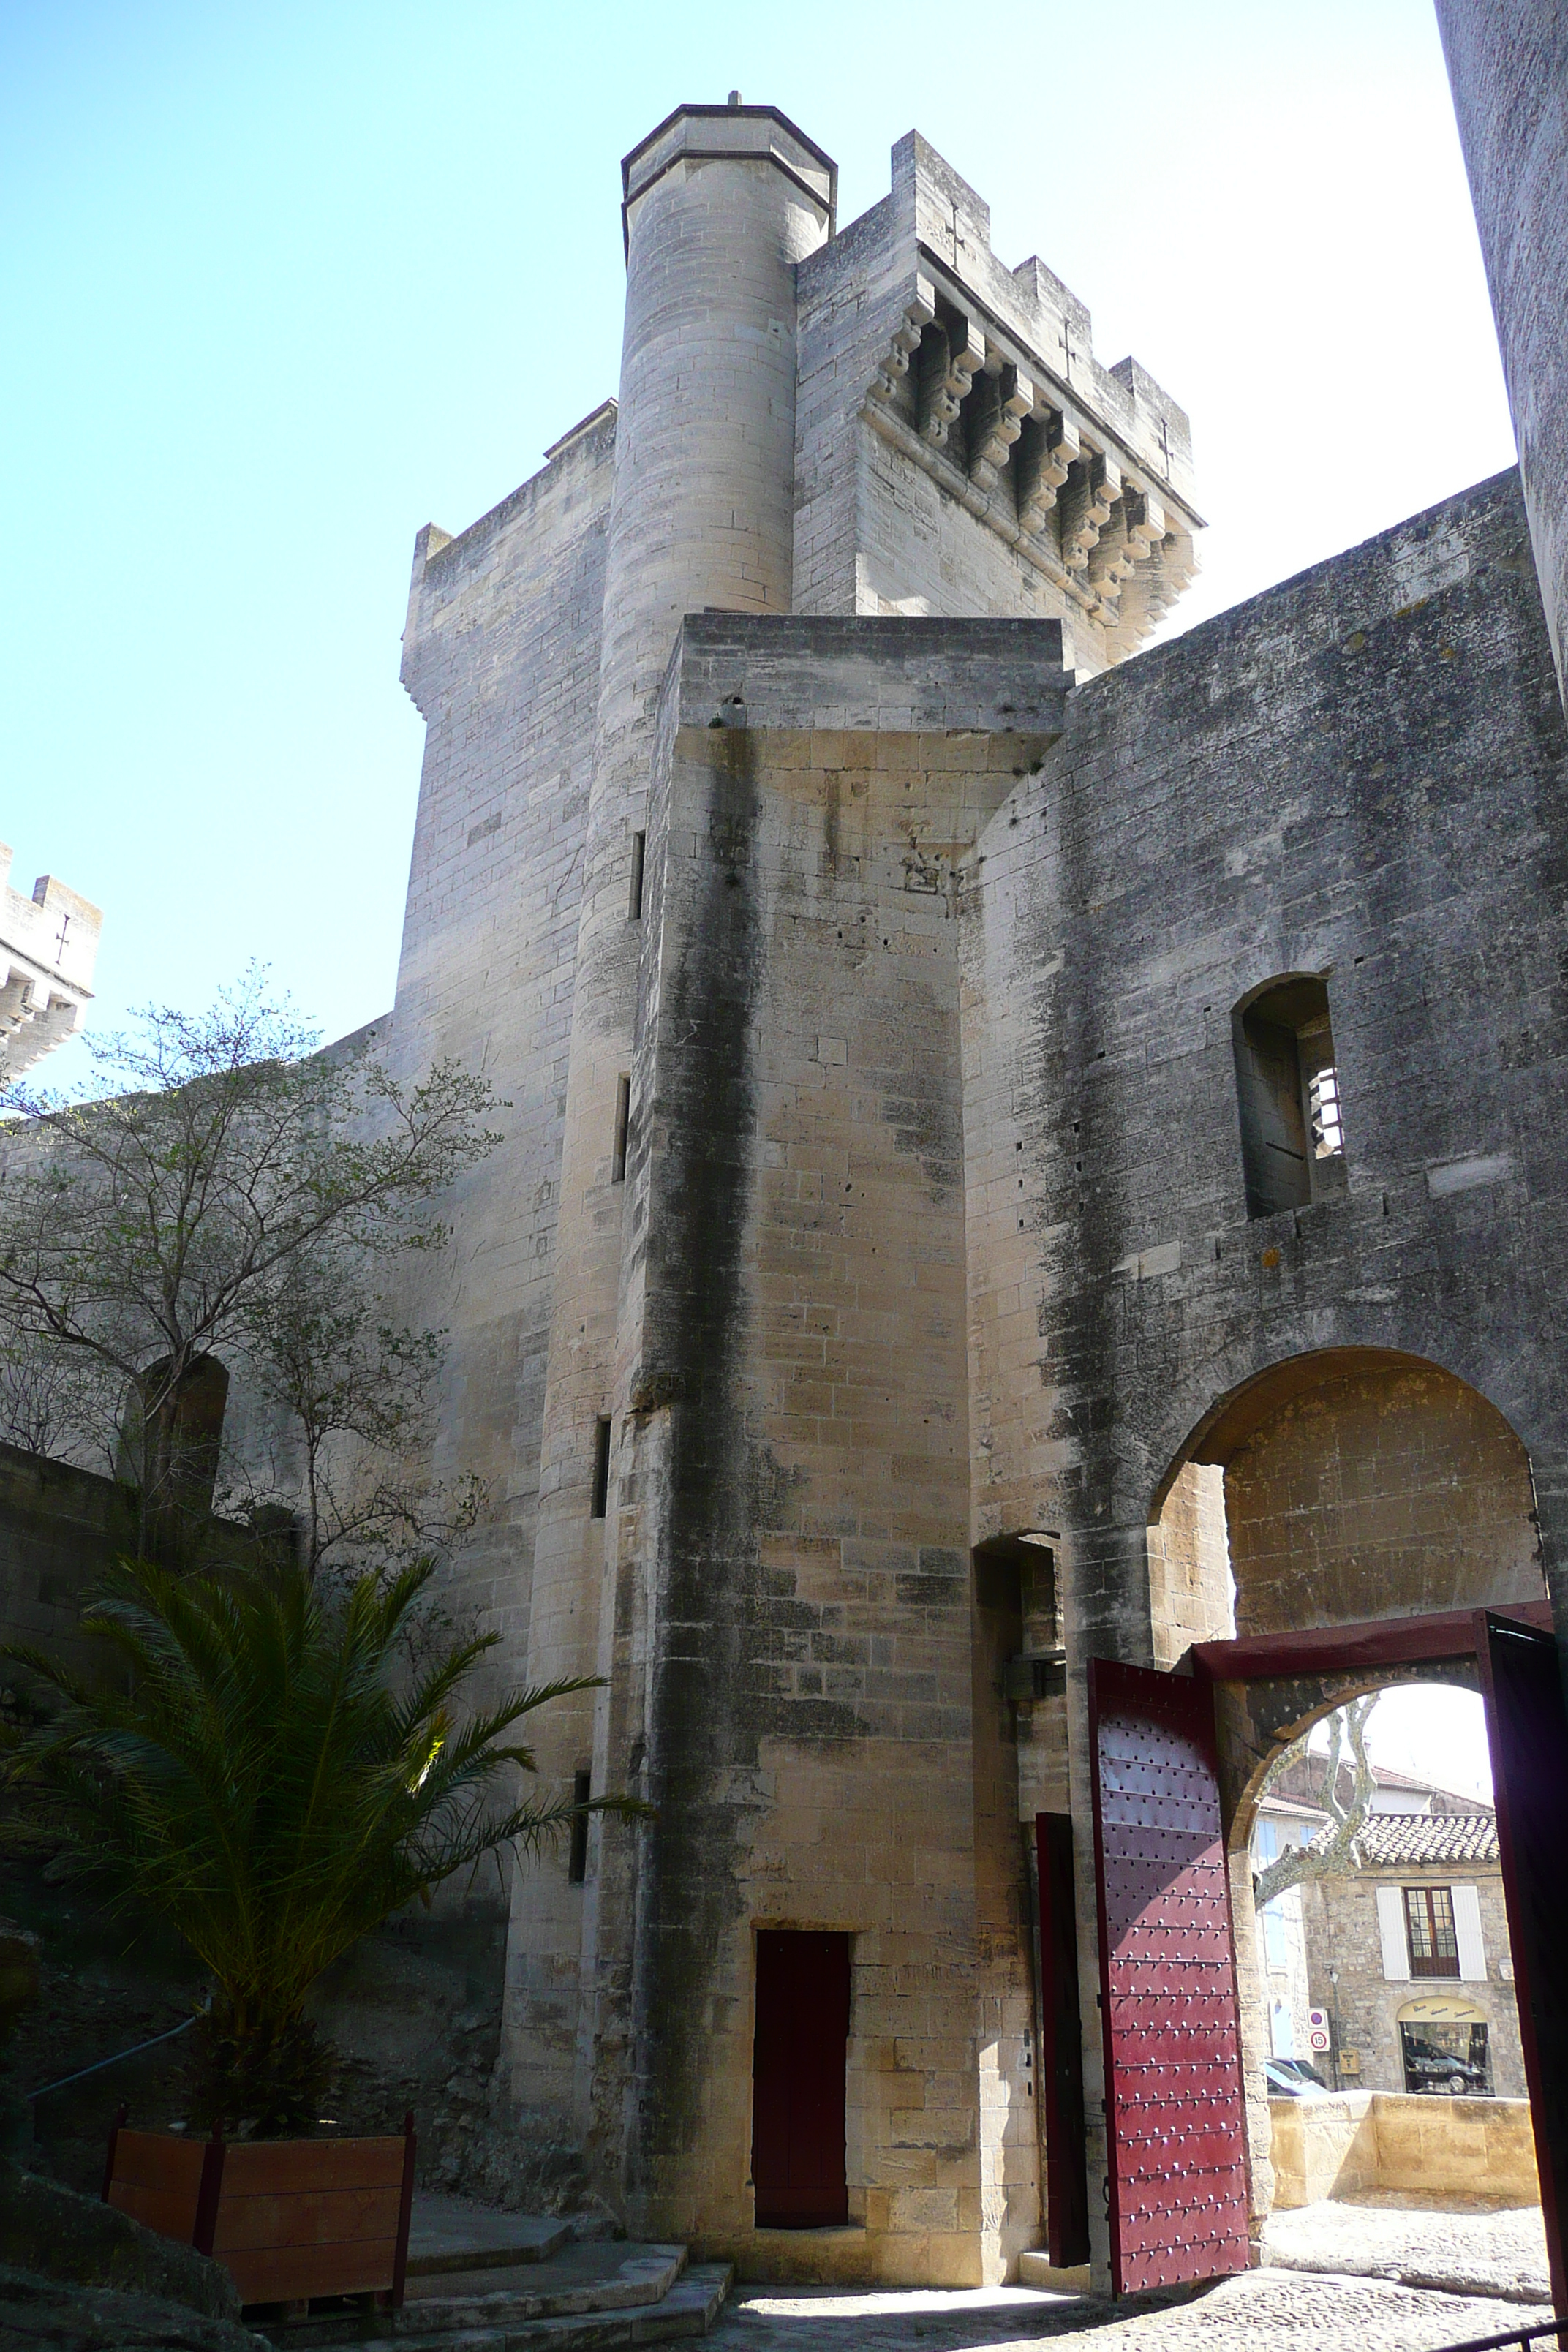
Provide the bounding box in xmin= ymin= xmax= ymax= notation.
xmin=1376 ymin=1884 xmax=1411 ymax=1980
xmin=1452 ymin=1883 xmax=1488 ymax=1981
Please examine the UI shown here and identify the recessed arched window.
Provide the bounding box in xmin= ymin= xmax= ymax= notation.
xmin=1232 ymin=975 xmax=1346 ymax=1218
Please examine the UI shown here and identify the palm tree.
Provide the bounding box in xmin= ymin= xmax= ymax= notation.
xmin=1 ymin=1554 xmax=637 ymax=2134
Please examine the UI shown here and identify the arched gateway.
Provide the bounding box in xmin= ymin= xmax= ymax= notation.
xmin=1071 ymin=1352 xmax=1568 ymax=2303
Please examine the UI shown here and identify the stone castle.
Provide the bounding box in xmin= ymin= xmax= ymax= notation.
xmin=255 ymin=14 xmax=1568 ymax=2301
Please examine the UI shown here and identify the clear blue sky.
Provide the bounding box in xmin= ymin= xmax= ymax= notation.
xmin=5 ymin=0 xmax=1513 ymax=1080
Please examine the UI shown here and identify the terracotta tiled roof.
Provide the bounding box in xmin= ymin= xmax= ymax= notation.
xmin=1332 ymin=1812 xmax=1499 ymax=1866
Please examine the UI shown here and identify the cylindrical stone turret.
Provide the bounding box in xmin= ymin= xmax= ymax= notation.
xmin=595 ymin=103 xmax=837 ymax=783
xmin=503 ymin=103 xmax=836 ymax=2172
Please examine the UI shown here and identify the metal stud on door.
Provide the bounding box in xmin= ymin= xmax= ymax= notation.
xmin=1088 ymin=1659 xmax=1250 ymax=2296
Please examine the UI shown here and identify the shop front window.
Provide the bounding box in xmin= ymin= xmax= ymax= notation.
xmin=1400 ymin=2018 xmax=1490 ymax=2096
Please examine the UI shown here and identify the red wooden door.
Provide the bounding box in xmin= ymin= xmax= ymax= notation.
xmin=1088 ymin=1659 xmax=1250 ymax=2295
xmin=752 ymin=1930 xmax=851 ymax=2227
xmin=1476 ymin=1611 xmax=1568 ymax=2310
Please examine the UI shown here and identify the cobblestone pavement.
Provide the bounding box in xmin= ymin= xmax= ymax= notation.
xmin=1264 ymin=2197 xmax=1552 ymax=2305
xmin=712 ymin=2267 xmax=1543 ymax=2352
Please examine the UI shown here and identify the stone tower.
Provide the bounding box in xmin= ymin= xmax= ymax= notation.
xmin=507 ymin=98 xmax=837 ymax=2140
xmin=394 ymin=94 xmax=1210 ymax=2277
xmin=157 ymin=65 xmax=1568 ymax=2299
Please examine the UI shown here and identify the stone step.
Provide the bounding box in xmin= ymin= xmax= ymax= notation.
xmin=407 ymin=2197 xmax=573 ymax=2278
xmin=400 ymin=2246 xmax=686 ymax=2329
xmin=385 ymin=2262 xmax=733 ymax=2352
xmin=1018 ymin=2250 xmax=1092 ymax=2295
xmin=259 ymin=2247 xmax=728 ymax=2350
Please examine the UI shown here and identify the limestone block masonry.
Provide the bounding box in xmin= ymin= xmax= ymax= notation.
xmin=1438 ymin=0 xmax=1568 ymax=710
xmin=368 ymin=75 xmax=1568 ymax=2294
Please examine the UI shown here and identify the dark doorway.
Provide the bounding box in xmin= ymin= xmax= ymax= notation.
xmin=1036 ymin=1813 xmax=1090 ymax=2267
xmin=751 ymin=1929 xmax=851 ymax=2228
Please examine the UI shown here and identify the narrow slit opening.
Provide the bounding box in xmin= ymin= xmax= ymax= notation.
xmin=568 ymin=1768 xmax=592 ymax=1884
xmin=591 ymin=1417 xmax=611 ymax=1518
xmin=611 ymin=1074 xmax=630 ymax=1183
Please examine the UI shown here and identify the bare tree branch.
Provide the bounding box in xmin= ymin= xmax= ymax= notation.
xmin=1254 ymin=1695 xmax=1379 ymax=1908
xmin=0 ymin=968 xmax=502 ymax=1567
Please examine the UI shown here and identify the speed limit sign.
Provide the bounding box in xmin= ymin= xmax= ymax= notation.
xmin=1309 ymin=2029 xmax=1330 ymax=2051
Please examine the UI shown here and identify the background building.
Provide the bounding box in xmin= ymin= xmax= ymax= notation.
xmin=1248 ymin=1761 xmax=1524 ymax=2103
xmin=0 ymin=845 xmax=101 ymax=1081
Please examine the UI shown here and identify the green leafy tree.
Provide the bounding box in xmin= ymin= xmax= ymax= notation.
xmin=2 ymin=1553 xmax=640 ymax=2135
xmin=0 ymin=970 xmax=501 ymax=1568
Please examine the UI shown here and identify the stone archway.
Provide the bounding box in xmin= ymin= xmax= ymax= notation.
xmin=1090 ymin=1351 xmax=1558 ymax=2290
xmin=1147 ymin=1347 xmax=1545 ymax=1669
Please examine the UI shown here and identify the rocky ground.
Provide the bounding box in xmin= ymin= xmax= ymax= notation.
xmin=713 ymin=2269 xmax=1546 ymax=2352
xmin=0 ymin=2266 xmax=271 ymax=2349
xmin=711 ymin=2204 xmax=1556 ymax=2352
xmin=1264 ymin=2193 xmax=1551 ymax=2306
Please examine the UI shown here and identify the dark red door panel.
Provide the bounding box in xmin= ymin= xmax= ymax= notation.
xmin=1037 ymin=1812 xmax=1090 ymax=2268
xmin=752 ymin=1929 xmax=850 ymax=2227
xmin=1476 ymin=1613 xmax=1568 ymax=2310
xmin=1088 ymin=1659 xmax=1250 ymax=2296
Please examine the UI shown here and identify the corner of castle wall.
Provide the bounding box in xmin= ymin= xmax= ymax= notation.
xmin=400 ymin=521 xmax=454 ymax=711
xmin=891 ymin=129 xmax=992 ymax=260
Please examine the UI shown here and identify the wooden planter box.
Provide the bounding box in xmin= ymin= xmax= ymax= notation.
xmin=102 ymin=2111 xmax=416 ymax=2310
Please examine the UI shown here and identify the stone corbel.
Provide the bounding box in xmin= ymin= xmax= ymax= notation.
xmin=869 ymin=277 xmax=938 ymax=404
xmin=920 ymin=316 xmax=987 ymax=448
xmin=1127 ymin=489 xmax=1166 ymax=561
xmin=970 ymin=366 xmax=1036 ymax=491
xmin=1142 ymin=528 xmax=1197 ymax=622
xmin=1111 ymin=527 xmax=1197 ymax=648
xmin=1017 ymin=410 xmax=1080 ymax=536
xmin=1089 ymin=487 xmax=1166 ymax=611
xmin=1061 ymin=449 xmax=1121 ymax=572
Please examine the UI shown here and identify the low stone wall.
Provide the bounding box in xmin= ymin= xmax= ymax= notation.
xmin=1269 ymin=2092 xmax=1539 ymax=2208
xmin=0 ymin=1442 xmax=137 ymax=1680
xmin=0 ymin=1440 xmax=263 ymax=1683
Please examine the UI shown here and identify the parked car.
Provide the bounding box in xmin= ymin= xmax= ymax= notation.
xmin=1264 ymin=2058 xmax=1329 ymax=2097
xmin=1402 ymin=2039 xmax=1489 ymax=2095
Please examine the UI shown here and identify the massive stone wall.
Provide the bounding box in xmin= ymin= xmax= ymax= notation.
xmin=568 ymin=472 xmax=1568 ymax=2278
xmin=1437 ymin=0 xmax=1568 ymax=709
xmin=956 ymin=464 xmax=1566 ymax=2276
xmin=968 ymin=468 xmax=1568 ymax=1676
xmin=587 ymin=619 xmax=1071 ymax=2281
xmin=393 ymin=404 xmax=614 ymax=1672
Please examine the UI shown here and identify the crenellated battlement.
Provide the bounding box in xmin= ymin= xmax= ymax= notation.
xmin=795 ymin=129 xmax=1200 ymax=663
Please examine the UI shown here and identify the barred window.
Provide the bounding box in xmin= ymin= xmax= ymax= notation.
xmin=1232 ymin=974 xmax=1346 ymax=1216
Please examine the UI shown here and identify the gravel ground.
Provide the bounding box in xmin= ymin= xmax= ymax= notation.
xmin=712 ymin=2267 xmax=1545 ymax=2352
xmin=1264 ymin=2198 xmax=1552 ymax=2305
